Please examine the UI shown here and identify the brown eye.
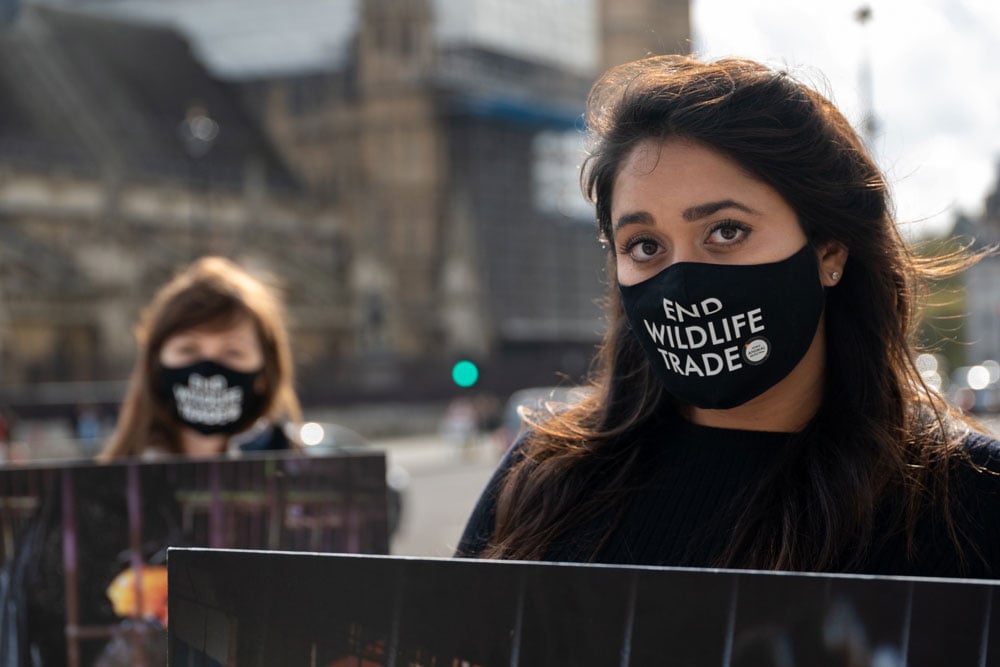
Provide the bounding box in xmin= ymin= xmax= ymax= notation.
xmin=625 ymin=237 xmax=662 ymax=262
xmin=707 ymin=220 xmax=751 ymax=246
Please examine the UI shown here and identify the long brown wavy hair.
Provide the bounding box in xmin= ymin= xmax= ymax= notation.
xmin=481 ymin=55 xmax=982 ymax=570
xmin=100 ymin=256 xmax=302 ymax=460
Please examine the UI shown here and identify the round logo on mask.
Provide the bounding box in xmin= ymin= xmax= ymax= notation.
xmin=742 ymin=337 xmax=770 ymax=365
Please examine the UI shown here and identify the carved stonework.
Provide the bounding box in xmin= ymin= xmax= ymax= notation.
xmin=0 ymin=0 xmax=691 ymax=404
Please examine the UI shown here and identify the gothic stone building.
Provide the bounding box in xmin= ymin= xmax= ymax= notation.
xmin=0 ymin=0 xmax=690 ymax=412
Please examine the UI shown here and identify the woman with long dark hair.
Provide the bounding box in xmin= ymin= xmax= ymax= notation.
xmin=457 ymin=55 xmax=1000 ymax=577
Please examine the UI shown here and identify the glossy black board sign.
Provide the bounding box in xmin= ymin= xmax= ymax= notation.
xmin=168 ymin=548 xmax=999 ymax=667
xmin=0 ymin=451 xmax=388 ymax=666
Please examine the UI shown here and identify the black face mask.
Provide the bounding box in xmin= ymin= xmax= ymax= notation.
xmin=157 ymin=360 xmax=265 ymax=435
xmin=618 ymin=243 xmax=825 ymax=410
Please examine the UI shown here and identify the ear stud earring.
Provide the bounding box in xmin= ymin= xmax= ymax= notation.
xmin=830 ymin=271 xmax=841 ymax=281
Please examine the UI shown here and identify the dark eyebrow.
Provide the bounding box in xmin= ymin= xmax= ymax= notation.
xmin=614 ymin=199 xmax=761 ymax=231
xmin=682 ymin=199 xmax=760 ymax=222
xmin=613 ymin=211 xmax=655 ymax=231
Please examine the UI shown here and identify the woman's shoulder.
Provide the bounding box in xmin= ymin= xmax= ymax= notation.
xmin=949 ymin=428 xmax=1000 ymax=576
xmin=958 ymin=428 xmax=1000 ymax=473
xmin=949 ymin=429 xmax=1000 ymax=532
xmin=494 ymin=430 xmax=533 ymax=473
xmin=234 ymin=422 xmax=292 ymax=452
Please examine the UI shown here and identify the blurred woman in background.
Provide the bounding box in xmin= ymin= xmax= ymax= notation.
xmin=101 ymin=256 xmax=301 ymax=460
xmin=9 ymin=258 xmax=302 ymax=665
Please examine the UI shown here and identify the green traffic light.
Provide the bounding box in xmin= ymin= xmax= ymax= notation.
xmin=451 ymin=360 xmax=479 ymax=387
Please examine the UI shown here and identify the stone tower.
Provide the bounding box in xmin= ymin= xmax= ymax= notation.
xmin=352 ymin=0 xmax=445 ymax=361
xmin=600 ymin=0 xmax=691 ymax=72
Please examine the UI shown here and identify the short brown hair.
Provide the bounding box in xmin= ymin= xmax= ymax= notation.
xmin=101 ymin=257 xmax=301 ymax=459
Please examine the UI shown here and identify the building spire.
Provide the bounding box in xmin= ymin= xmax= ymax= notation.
xmin=854 ymin=5 xmax=878 ymax=147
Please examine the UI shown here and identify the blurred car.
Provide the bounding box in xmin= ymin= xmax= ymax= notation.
xmin=297 ymin=421 xmax=409 ymax=539
xmin=948 ymin=361 xmax=1000 ymax=414
xmin=492 ymin=386 xmax=590 ymax=453
xmin=298 ymin=421 xmax=371 ymax=450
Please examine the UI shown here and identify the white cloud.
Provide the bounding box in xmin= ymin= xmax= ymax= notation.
xmin=693 ymin=0 xmax=1000 ymax=237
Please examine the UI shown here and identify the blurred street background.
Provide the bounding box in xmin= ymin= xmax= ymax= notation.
xmin=1 ymin=0 xmax=1000 ymax=558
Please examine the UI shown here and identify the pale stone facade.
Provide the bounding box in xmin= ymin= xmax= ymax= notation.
xmin=601 ymin=0 xmax=691 ymax=71
xmin=0 ymin=0 xmax=691 ymax=409
xmin=0 ymin=165 xmax=351 ymax=386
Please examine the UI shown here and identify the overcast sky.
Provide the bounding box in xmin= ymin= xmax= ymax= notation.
xmin=692 ymin=0 xmax=1000 ymax=238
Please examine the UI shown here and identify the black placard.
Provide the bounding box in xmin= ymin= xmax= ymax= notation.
xmin=0 ymin=451 xmax=388 ymax=666
xmin=168 ymin=548 xmax=999 ymax=667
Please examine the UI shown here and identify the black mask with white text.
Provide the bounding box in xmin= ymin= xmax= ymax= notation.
xmin=618 ymin=244 xmax=826 ymax=410
xmin=157 ymin=360 xmax=265 ymax=435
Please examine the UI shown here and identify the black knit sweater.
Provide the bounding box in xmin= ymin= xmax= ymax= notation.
xmin=457 ymin=417 xmax=1000 ymax=579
